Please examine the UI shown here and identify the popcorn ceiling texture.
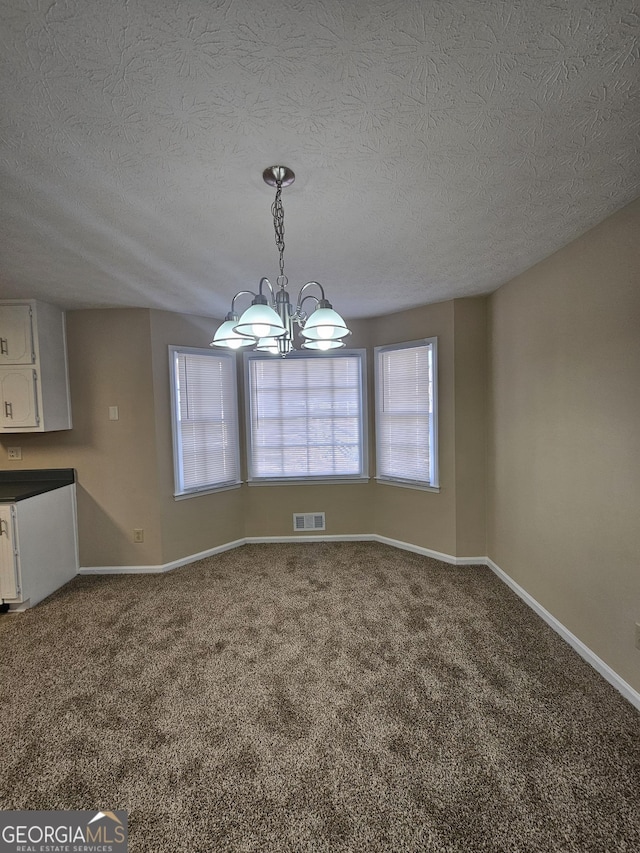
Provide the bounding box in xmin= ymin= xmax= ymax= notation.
xmin=0 ymin=0 xmax=638 ymax=318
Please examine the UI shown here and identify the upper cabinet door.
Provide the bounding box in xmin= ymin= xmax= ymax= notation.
xmin=0 ymin=368 xmax=39 ymax=428
xmin=0 ymin=305 xmax=35 ymax=364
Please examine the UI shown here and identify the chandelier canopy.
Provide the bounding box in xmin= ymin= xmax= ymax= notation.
xmin=211 ymin=166 xmax=351 ymax=356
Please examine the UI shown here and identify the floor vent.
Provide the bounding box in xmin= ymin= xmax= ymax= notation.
xmin=293 ymin=512 xmax=326 ymax=532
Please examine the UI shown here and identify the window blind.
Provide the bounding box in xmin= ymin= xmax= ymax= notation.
xmin=246 ymin=353 xmax=365 ymax=480
xmin=171 ymin=348 xmax=240 ymax=493
xmin=375 ymin=339 xmax=438 ymax=487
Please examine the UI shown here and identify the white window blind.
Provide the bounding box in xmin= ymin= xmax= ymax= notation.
xmin=170 ymin=347 xmax=240 ymax=495
xmin=375 ymin=338 xmax=438 ymax=488
xmin=246 ymin=352 xmax=367 ymax=481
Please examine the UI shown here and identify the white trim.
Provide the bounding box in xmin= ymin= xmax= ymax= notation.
xmin=79 ymin=534 xmax=483 ymax=572
xmin=248 ymin=477 xmax=370 ymax=487
xmin=244 ymin=348 xmax=368 ymax=483
xmin=372 ymin=535 xmax=485 ymax=566
xmin=374 ymin=477 xmax=441 ymax=493
xmin=168 ymin=345 xmax=241 ymax=496
xmin=174 ymin=482 xmax=242 ymax=500
xmin=4 ymin=599 xmax=31 ymax=612
xmin=77 ymin=534 xmax=639 ymax=711
xmin=485 ymin=558 xmax=640 ymax=712
xmin=374 ymin=337 xmax=439 ymax=489
xmin=79 ymin=539 xmax=246 ymax=575
xmin=245 ymin=534 xmax=374 ymax=545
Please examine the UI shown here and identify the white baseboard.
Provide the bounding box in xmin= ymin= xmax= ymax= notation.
xmin=373 ymin=534 xmax=486 ymax=566
xmin=79 ymin=535 xmax=639 ymax=711
xmin=78 ymin=538 xmax=246 ymax=575
xmin=80 ymin=534 xmax=486 ymax=574
xmin=485 ymin=558 xmax=640 ymax=712
xmin=244 ymin=534 xmax=375 ymax=545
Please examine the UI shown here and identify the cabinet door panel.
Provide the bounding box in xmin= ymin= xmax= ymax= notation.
xmin=0 ymin=368 xmax=39 ymax=428
xmin=0 ymin=305 xmax=35 ymax=364
xmin=0 ymin=506 xmax=19 ymax=600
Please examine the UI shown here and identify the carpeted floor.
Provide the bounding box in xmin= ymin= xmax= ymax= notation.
xmin=0 ymin=542 xmax=638 ymax=852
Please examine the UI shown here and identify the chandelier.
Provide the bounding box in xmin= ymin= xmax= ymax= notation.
xmin=210 ymin=166 xmax=351 ymax=356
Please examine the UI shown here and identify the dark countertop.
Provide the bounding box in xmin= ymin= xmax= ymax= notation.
xmin=0 ymin=468 xmax=76 ymax=502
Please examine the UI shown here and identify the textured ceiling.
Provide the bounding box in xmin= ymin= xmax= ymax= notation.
xmin=1 ymin=0 xmax=639 ymax=321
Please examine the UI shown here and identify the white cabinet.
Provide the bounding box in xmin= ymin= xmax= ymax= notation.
xmin=0 ymin=484 xmax=78 ymax=610
xmin=0 ymin=299 xmax=72 ymax=432
xmin=0 ymin=504 xmax=19 ymax=600
xmin=0 ymin=304 xmax=35 ymax=364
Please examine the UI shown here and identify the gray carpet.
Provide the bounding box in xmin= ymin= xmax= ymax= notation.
xmin=0 ymin=542 xmax=638 ymax=852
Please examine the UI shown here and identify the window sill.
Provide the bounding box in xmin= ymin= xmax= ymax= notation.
xmin=375 ymin=477 xmax=440 ymax=493
xmin=247 ymin=477 xmax=370 ymax=487
xmin=174 ymin=482 xmax=242 ymax=500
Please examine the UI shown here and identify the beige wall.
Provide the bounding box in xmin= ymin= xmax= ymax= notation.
xmin=144 ymin=306 xmax=488 ymax=555
xmin=367 ymin=298 xmax=488 ymax=558
xmin=369 ymin=300 xmax=457 ymax=555
xmin=453 ymin=298 xmax=487 ymax=557
xmin=1 ymin=301 xmax=488 ymax=565
xmin=238 ymin=318 xmax=377 ymax=538
xmin=149 ymin=309 xmax=245 ymax=563
xmin=487 ymin=198 xmax=640 ymax=693
xmin=0 ymin=309 xmax=163 ymax=567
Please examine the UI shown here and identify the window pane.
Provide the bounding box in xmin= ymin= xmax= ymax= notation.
xmin=171 ymin=348 xmax=240 ymax=493
xmin=375 ymin=340 xmax=437 ymax=487
xmin=247 ymin=353 xmax=365 ymax=480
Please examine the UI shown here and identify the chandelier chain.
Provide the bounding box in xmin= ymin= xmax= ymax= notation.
xmin=272 ymin=178 xmax=286 ymax=284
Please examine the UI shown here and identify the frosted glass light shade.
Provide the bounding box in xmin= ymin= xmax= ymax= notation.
xmin=234 ymin=303 xmax=286 ymax=339
xmin=302 ymin=338 xmax=345 ymax=351
xmin=210 ymin=319 xmax=254 ymax=349
xmin=301 ymin=307 xmax=350 ymax=341
xmin=255 ymin=337 xmax=280 ymax=354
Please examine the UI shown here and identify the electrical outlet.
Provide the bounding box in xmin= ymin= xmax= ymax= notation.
xmin=133 ymin=529 xmax=144 ymax=543
xmin=635 ymin=623 xmax=640 ymax=651
xmin=7 ymin=447 xmax=22 ymax=460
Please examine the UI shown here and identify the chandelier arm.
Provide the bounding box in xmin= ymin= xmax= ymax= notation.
xmin=258 ymin=276 xmax=275 ymax=303
xmin=230 ymin=290 xmax=258 ymax=314
xmin=289 ymin=293 xmax=318 ymax=327
xmin=295 ymin=281 xmax=326 ymax=311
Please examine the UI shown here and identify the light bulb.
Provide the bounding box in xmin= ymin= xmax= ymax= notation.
xmin=316 ymin=339 xmax=333 ymax=350
xmin=227 ymin=338 xmax=244 ymax=350
xmin=251 ymin=323 xmax=270 ymax=338
xmin=256 ymin=337 xmax=279 ymax=354
xmin=316 ymin=325 xmax=333 ymax=339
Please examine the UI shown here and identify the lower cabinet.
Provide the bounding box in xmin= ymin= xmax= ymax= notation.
xmin=0 ymin=485 xmax=78 ymax=610
xmin=0 ymin=504 xmax=19 ymax=599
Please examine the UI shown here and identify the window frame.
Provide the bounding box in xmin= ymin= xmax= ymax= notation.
xmin=374 ymin=337 xmax=439 ymax=492
xmin=169 ymin=345 xmax=241 ymax=499
xmin=244 ymin=349 xmax=369 ymax=485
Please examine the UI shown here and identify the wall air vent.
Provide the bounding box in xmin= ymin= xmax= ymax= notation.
xmin=293 ymin=512 xmax=326 ymax=532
